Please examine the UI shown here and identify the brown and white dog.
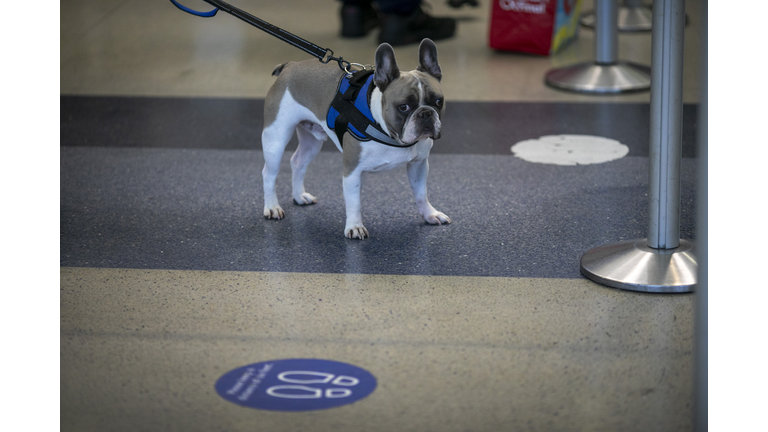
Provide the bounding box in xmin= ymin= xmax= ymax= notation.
xmin=261 ymin=38 xmax=450 ymax=239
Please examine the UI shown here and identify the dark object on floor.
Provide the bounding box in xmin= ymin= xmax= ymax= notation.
xmin=447 ymin=0 xmax=479 ymax=8
xmin=341 ymin=2 xmax=380 ymax=37
xmin=379 ymin=6 xmax=456 ymax=46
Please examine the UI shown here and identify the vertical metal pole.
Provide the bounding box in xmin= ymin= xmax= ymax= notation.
xmin=648 ymin=0 xmax=685 ymax=249
xmin=595 ymin=0 xmax=619 ymax=64
xmin=578 ymin=0 xmax=695 ymax=293
xmin=545 ymin=0 xmax=651 ymax=93
xmin=581 ymin=0 xmax=653 ymax=33
xmin=694 ymin=2 xmax=708 ymax=429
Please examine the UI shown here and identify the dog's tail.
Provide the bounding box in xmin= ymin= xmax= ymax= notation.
xmin=272 ymin=62 xmax=289 ymax=77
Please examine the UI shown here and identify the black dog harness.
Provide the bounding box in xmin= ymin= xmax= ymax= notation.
xmin=326 ymin=71 xmax=412 ymax=148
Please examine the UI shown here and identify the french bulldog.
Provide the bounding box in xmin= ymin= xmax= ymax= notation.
xmin=261 ymin=38 xmax=450 ymax=239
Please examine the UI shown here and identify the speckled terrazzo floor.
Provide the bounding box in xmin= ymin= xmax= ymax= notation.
xmin=60 ymin=0 xmax=702 ymax=431
xmin=61 ymin=268 xmax=693 ymax=432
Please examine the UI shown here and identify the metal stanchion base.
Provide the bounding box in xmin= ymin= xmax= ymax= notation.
xmin=544 ymin=61 xmax=651 ymax=94
xmin=580 ymin=239 xmax=697 ymax=293
xmin=581 ymin=6 xmax=653 ymax=32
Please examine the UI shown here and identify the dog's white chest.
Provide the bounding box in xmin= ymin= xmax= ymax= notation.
xmin=358 ymin=140 xmax=432 ymax=173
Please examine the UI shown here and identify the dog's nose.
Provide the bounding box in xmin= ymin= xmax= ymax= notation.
xmin=418 ymin=110 xmax=432 ymax=119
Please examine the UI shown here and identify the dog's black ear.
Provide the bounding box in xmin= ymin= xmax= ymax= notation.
xmin=417 ymin=38 xmax=442 ymax=81
xmin=374 ymin=43 xmax=400 ymax=92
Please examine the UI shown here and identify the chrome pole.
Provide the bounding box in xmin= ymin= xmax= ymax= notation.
xmin=694 ymin=1 xmax=708 ymax=429
xmin=545 ymin=0 xmax=651 ymax=94
xmin=648 ymin=0 xmax=685 ymax=249
xmin=581 ymin=0 xmax=654 ymax=32
xmin=595 ymin=0 xmax=618 ymax=64
xmin=579 ymin=0 xmax=696 ymax=293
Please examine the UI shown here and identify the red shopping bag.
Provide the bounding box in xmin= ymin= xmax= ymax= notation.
xmin=489 ymin=0 xmax=582 ymax=56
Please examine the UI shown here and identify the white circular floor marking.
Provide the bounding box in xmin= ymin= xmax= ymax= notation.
xmin=511 ymin=135 xmax=629 ymax=166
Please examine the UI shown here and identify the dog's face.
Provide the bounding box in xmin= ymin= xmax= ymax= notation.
xmin=373 ymin=39 xmax=445 ymax=146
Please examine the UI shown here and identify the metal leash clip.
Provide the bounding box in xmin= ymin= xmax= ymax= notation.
xmin=323 ymin=53 xmax=374 ymax=77
xmin=321 ymin=50 xmax=352 ymax=74
xmin=343 ymin=63 xmax=374 ymax=78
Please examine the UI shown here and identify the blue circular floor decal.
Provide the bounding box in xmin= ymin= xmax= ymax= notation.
xmin=215 ymin=359 xmax=377 ymax=411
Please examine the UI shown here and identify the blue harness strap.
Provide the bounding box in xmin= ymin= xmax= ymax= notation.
xmin=326 ymin=71 xmax=408 ymax=148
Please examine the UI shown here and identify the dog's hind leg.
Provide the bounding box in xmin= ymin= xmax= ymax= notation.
xmin=291 ymin=121 xmax=326 ymax=205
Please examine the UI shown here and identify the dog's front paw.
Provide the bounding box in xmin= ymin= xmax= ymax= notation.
xmin=293 ymin=192 xmax=317 ymax=206
xmin=345 ymin=226 xmax=370 ymax=239
xmin=425 ymin=211 xmax=451 ymax=225
xmin=264 ymin=205 xmax=285 ymax=220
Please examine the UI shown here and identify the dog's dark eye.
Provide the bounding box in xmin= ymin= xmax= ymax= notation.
xmin=398 ymin=104 xmax=411 ymax=112
xmin=435 ymin=99 xmax=443 ymax=107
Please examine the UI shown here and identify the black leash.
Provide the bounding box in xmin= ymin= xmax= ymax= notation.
xmin=170 ymin=0 xmax=411 ymax=148
xmin=169 ymin=0 xmax=355 ymax=73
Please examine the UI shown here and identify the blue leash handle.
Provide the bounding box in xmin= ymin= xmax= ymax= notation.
xmin=169 ymin=0 xmax=218 ymax=17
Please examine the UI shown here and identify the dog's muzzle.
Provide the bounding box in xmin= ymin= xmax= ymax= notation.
xmin=403 ymin=106 xmax=441 ymax=143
